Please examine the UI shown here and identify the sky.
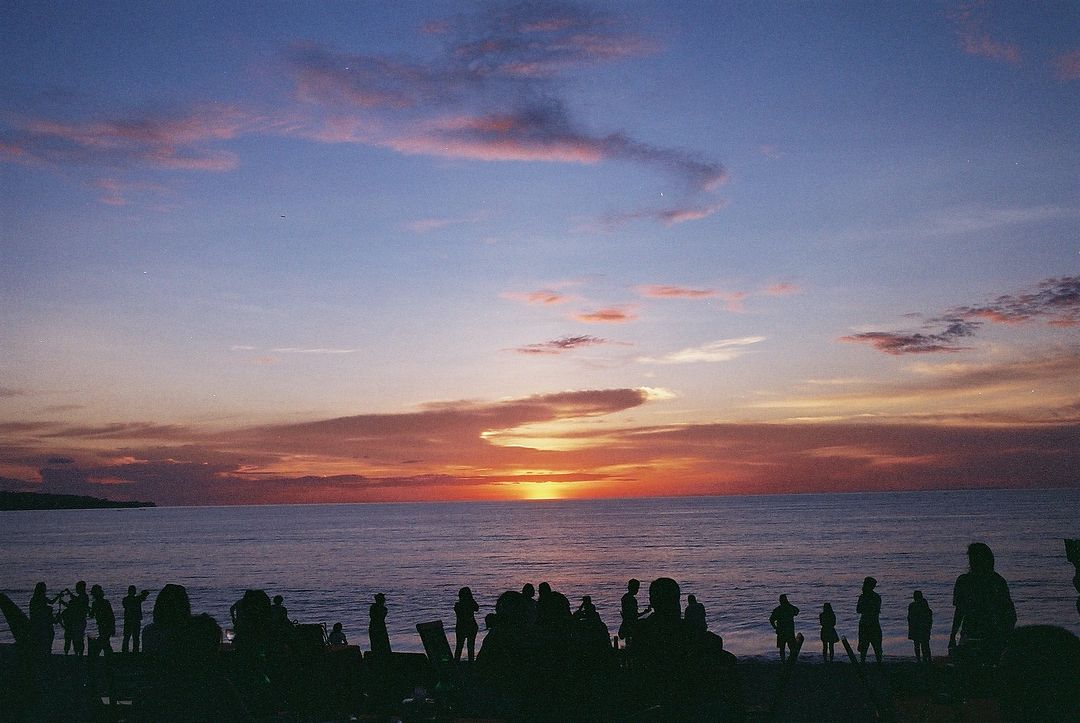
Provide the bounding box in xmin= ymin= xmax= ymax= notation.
xmin=1 ymin=1 xmax=1078 ymax=505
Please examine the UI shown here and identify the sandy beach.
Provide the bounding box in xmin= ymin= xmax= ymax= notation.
xmin=1 ymin=644 xmax=1011 ymax=722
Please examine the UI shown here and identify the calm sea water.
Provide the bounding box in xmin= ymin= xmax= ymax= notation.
xmin=1 ymin=488 xmax=1077 ymax=659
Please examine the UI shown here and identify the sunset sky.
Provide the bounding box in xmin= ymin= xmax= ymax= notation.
xmin=2 ymin=1 xmax=1078 ymax=505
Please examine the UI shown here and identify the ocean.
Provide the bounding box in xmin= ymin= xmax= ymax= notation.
xmin=1 ymin=488 xmax=1077 ymax=658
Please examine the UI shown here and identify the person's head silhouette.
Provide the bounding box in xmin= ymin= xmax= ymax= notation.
xmin=91 ymin=584 xmax=104 ymax=600
xmin=968 ymin=542 xmax=995 ymax=574
xmin=648 ymin=577 xmax=680 ymax=619
xmin=779 ymin=594 xmax=789 ymax=605
xmin=128 ymin=585 xmax=137 ymax=596
xmin=522 ymin=583 xmax=535 ymax=599
xmin=153 ymin=584 xmax=191 ymax=627
xmin=862 ymin=576 xmax=877 ymax=592
xmin=628 ymin=579 xmax=640 ymax=595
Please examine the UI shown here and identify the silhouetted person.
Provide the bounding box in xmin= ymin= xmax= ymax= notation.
xmin=535 ymin=581 xmax=571 ymax=628
xmin=88 ymin=584 xmax=116 ymax=659
xmin=684 ymin=594 xmax=707 ymax=633
xmin=949 ymin=542 xmax=1016 ymax=664
xmin=630 ymin=577 xmax=741 ymax=718
xmin=230 ymin=589 xmax=272 ymax=657
xmin=1064 ymin=538 xmax=1079 ymax=617
xmin=819 ymin=602 xmax=839 ymax=662
xmin=857 ymin=576 xmax=882 ymax=664
xmin=521 ymin=583 xmax=538 ymax=625
xmin=67 ymin=580 xmax=89 ymax=656
xmin=270 ymin=594 xmax=288 ymax=626
xmin=475 ymin=589 xmax=538 ymax=715
xmin=28 ymin=582 xmax=57 ymax=658
xmin=907 ymin=590 xmax=933 ymax=663
xmin=573 ymin=595 xmax=596 ymax=622
xmin=454 ymin=586 xmax=479 ymax=663
xmin=122 ymin=585 xmax=150 ymax=653
xmin=997 ymin=625 xmax=1080 ymax=722
xmin=770 ymin=594 xmax=800 ymax=663
xmin=327 ymin=622 xmax=347 ymax=646
xmin=368 ymin=592 xmax=390 ymax=655
xmin=141 ymin=584 xmax=235 ymax=719
xmin=619 ymin=578 xmax=649 ymax=644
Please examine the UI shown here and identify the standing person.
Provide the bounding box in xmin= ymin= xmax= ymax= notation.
xmin=819 ymin=602 xmax=839 ymax=662
xmin=857 ymin=577 xmax=883 ymax=664
xmin=88 ymin=584 xmax=116 ymax=658
xmin=769 ymin=595 xmax=800 ymax=663
xmin=368 ymin=593 xmax=391 ymax=655
xmin=122 ymin=586 xmax=150 ymax=653
xmin=619 ymin=579 xmax=649 ymax=645
xmin=908 ymin=590 xmax=933 ymax=663
xmin=684 ymin=594 xmax=707 ymax=633
xmin=28 ymin=582 xmax=58 ymax=658
xmin=949 ymin=542 xmax=1016 ymax=663
xmin=67 ymin=581 xmax=90 ymax=656
xmin=454 ymin=587 xmax=480 ymax=663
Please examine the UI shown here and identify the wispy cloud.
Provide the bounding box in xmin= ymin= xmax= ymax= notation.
xmin=574 ymin=306 xmax=638 ymax=324
xmin=951 ymin=276 xmax=1080 ymax=327
xmin=288 ymin=4 xmax=725 ymax=203
xmin=1051 ymin=50 xmax=1080 ymax=81
xmin=271 ymin=347 xmax=360 ymax=354
xmin=501 ymin=289 xmax=576 ymax=305
xmin=948 ymin=1 xmax=1021 ymax=64
xmin=0 ymin=387 xmax=26 ymax=398
xmin=403 ymin=213 xmax=483 ymax=233
xmin=840 ymin=318 xmax=981 ymax=355
xmin=510 ymin=335 xmax=612 ymax=355
xmin=636 ymin=285 xmax=718 ymax=299
xmin=841 ymin=276 xmax=1080 ymax=355
xmin=763 ymin=281 xmax=801 ymax=296
xmin=597 ymin=200 xmax=726 ymax=229
xmin=638 ymin=336 xmax=764 ymax=364
xmin=7 ymin=104 xmax=256 ymax=172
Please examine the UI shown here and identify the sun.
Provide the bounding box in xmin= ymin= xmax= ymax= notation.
xmin=517 ymin=481 xmax=564 ymax=501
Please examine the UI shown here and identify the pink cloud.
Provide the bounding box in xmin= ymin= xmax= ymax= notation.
xmin=763 ymin=281 xmax=801 ymax=296
xmin=949 ymin=2 xmax=1021 ymax=65
xmin=502 ymin=289 xmax=575 ymax=305
xmin=1051 ymin=50 xmax=1080 ymax=81
xmin=11 ymin=105 xmax=255 ymax=172
xmin=574 ymin=306 xmax=638 ymax=324
xmin=636 ymin=285 xmax=718 ymax=299
xmin=510 ymin=335 xmax=612 ymax=355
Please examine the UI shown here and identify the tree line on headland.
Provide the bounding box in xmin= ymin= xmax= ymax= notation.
xmin=0 ymin=490 xmax=155 ymax=511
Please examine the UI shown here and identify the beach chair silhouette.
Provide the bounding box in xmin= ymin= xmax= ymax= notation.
xmin=416 ymin=620 xmax=454 ymax=673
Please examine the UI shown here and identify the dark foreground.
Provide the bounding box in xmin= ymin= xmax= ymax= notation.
xmin=1 ymin=644 xmax=1065 ymax=722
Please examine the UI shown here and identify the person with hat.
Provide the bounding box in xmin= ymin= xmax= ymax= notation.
xmin=856 ymin=576 xmax=882 ymax=664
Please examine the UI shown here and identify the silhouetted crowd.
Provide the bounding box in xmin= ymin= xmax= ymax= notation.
xmin=2 ymin=541 xmax=1079 ymax=720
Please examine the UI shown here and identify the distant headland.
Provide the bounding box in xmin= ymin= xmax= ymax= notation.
xmin=0 ymin=490 xmax=156 ymax=511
